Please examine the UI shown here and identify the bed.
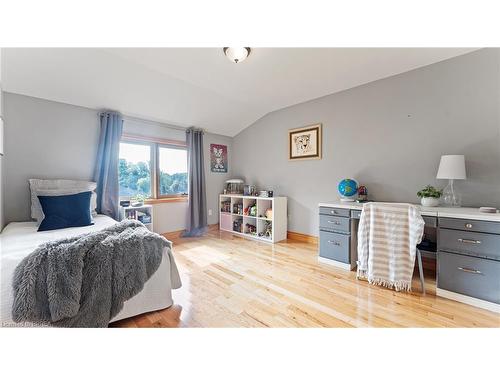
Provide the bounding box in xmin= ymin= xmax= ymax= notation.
xmin=0 ymin=215 xmax=181 ymax=327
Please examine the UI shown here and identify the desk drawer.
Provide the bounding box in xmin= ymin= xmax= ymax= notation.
xmin=438 ymin=251 xmax=500 ymax=304
xmin=319 ymin=231 xmax=350 ymax=264
xmin=319 ymin=207 xmax=350 ymax=217
xmin=438 ymin=228 xmax=500 ymax=260
xmin=319 ymin=215 xmax=350 ymax=233
xmin=439 ymin=217 xmax=500 ymax=235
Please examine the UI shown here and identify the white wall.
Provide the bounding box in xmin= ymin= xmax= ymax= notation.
xmin=3 ymin=93 xmax=232 ymax=233
xmin=233 ymin=49 xmax=500 ymax=236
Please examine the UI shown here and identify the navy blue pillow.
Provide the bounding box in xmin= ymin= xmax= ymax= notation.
xmin=37 ymin=191 xmax=94 ymax=232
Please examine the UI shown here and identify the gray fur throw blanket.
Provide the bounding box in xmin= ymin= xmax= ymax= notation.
xmin=12 ymin=220 xmax=169 ymax=327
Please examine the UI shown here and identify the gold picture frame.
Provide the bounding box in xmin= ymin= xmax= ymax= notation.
xmin=288 ymin=123 xmax=322 ymax=160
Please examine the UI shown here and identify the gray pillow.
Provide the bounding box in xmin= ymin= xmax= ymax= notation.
xmin=29 ymin=179 xmax=97 ymax=222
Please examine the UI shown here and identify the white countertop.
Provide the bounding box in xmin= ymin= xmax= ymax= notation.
xmin=319 ymin=201 xmax=500 ymax=222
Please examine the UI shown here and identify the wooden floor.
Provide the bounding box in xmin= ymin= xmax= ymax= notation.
xmin=111 ymin=228 xmax=500 ymax=328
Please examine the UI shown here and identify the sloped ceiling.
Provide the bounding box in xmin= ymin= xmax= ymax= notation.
xmin=2 ymin=48 xmax=477 ymax=136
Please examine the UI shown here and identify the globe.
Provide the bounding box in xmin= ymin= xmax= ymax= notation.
xmin=338 ymin=179 xmax=358 ymax=201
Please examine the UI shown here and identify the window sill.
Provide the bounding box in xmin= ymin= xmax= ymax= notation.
xmin=145 ymin=197 xmax=188 ymax=205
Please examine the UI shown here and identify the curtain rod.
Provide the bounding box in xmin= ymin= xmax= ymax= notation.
xmin=121 ymin=114 xmax=198 ymax=133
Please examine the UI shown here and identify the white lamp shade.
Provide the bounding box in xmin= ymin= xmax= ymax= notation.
xmin=436 ymin=155 xmax=466 ymax=180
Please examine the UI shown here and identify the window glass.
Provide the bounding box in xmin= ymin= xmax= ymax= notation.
xmin=119 ymin=142 xmax=152 ymax=198
xmin=158 ymin=146 xmax=188 ymax=196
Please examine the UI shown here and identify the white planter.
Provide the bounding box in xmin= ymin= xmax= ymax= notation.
xmin=421 ymin=197 xmax=439 ymax=207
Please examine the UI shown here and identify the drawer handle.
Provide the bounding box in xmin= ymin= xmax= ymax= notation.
xmin=328 ymin=240 xmax=341 ymax=246
xmin=327 ymin=220 xmax=341 ymax=225
xmin=465 ymin=223 xmax=473 ymax=229
xmin=457 ymin=238 xmax=482 ymax=245
xmin=330 ymin=210 xmax=337 ymax=214
xmin=457 ymin=267 xmax=483 ymax=275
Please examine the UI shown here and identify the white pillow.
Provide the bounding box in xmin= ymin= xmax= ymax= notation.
xmin=29 ymin=179 xmax=97 ymax=222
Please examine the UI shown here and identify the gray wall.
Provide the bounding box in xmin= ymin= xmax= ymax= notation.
xmin=3 ymin=93 xmax=232 ymax=227
xmin=233 ymin=49 xmax=500 ymax=236
xmin=0 ymin=48 xmax=4 ymax=230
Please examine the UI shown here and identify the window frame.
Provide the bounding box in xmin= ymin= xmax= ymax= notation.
xmin=119 ymin=134 xmax=188 ymax=202
xmin=156 ymin=143 xmax=189 ymax=199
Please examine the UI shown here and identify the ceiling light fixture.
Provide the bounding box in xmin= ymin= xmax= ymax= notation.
xmin=223 ymin=47 xmax=251 ymax=63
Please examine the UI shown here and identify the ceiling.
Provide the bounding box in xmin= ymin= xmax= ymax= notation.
xmin=2 ymin=48 xmax=477 ymax=136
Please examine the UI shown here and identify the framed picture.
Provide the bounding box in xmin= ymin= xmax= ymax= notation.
xmin=210 ymin=143 xmax=228 ymax=173
xmin=288 ymin=123 xmax=322 ymax=160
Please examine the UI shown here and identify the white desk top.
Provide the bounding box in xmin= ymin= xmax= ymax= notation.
xmin=318 ymin=201 xmax=500 ymax=222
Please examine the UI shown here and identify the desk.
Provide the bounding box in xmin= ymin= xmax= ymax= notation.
xmin=318 ymin=201 xmax=500 ymax=313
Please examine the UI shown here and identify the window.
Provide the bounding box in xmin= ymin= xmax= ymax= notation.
xmin=119 ymin=142 xmax=152 ymax=198
xmin=119 ymin=138 xmax=188 ymax=200
xmin=158 ymin=146 xmax=188 ymax=197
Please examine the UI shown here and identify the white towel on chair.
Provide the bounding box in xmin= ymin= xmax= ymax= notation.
xmin=357 ymin=203 xmax=425 ymax=292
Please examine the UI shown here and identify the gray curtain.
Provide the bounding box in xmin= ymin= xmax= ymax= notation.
xmin=183 ymin=127 xmax=207 ymax=237
xmin=93 ymin=111 xmax=123 ymax=220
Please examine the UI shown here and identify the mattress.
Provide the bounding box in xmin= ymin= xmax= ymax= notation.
xmin=0 ymin=215 xmax=181 ymax=327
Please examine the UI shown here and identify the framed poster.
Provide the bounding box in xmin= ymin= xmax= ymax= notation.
xmin=210 ymin=143 xmax=228 ymax=173
xmin=288 ymin=123 xmax=322 ymax=160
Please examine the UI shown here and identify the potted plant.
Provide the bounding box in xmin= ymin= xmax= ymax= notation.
xmin=417 ymin=185 xmax=442 ymax=207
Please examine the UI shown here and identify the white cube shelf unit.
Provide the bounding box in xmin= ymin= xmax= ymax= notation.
xmin=219 ymin=194 xmax=287 ymax=243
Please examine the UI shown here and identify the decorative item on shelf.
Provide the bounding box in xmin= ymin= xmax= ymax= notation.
xmin=221 ymin=201 xmax=231 ymax=213
xmin=479 ymin=207 xmax=498 ymax=213
xmin=338 ymin=178 xmax=358 ymax=202
xmin=245 ymin=223 xmax=257 ymax=235
xmin=436 ymin=155 xmax=466 ymax=207
xmin=137 ymin=213 xmax=152 ymax=224
xmin=259 ymin=221 xmax=272 ymax=239
xmin=225 ymin=179 xmax=244 ymax=195
xmin=120 ymin=200 xmax=131 ymax=207
xmin=210 ymin=144 xmax=228 ymax=173
xmin=131 ymin=194 xmax=146 ymax=207
xmin=233 ymin=219 xmax=243 ymax=232
xmin=244 ymin=203 xmax=257 ymax=216
xmin=259 ymin=190 xmax=269 ymax=198
xmin=288 ymin=123 xmax=322 ymax=160
xmin=356 ymin=185 xmax=368 ymax=202
xmin=265 ymin=208 xmax=272 ymax=219
xmin=233 ymin=203 xmax=243 ymax=215
xmin=417 ymin=185 xmax=442 ymax=207
xmin=244 ymin=184 xmax=256 ymax=196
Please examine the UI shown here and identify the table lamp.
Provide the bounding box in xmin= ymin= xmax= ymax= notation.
xmin=436 ymin=155 xmax=466 ymax=207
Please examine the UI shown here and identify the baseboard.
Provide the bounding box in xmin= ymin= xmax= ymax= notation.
xmin=436 ymin=288 xmax=500 ymax=313
xmin=287 ymin=231 xmax=318 ymax=244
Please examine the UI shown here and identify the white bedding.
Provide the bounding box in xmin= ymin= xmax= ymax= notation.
xmin=0 ymin=215 xmax=181 ymax=327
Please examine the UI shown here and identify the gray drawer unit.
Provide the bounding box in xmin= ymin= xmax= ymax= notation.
xmin=439 ymin=228 xmax=500 ymax=260
xmin=319 ymin=207 xmax=350 ymax=217
xmin=351 ymin=210 xmax=362 ymax=219
xmin=439 ymin=217 xmax=500 ymax=235
xmin=423 ymin=216 xmax=437 ymax=228
xmin=438 ymin=251 xmax=500 ymax=304
xmin=319 ymin=214 xmax=350 ymax=233
xmin=319 ymin=230 xmax=351 ymax=264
